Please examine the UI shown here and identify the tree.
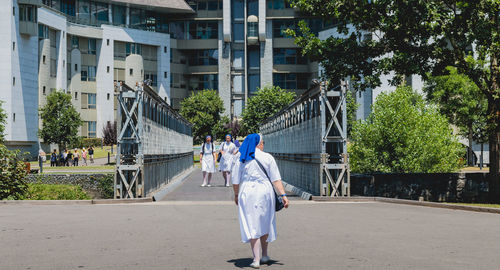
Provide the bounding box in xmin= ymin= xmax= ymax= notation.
xmin=0 ymin=145 xmax=27 ymax=200
xmin=214 ymin=117 xmax=243 ymax=140
xmin=349 ymin=86 xmax=464 ymax=173
xmin=242 ymin=86 xmax=296 ymax=134
xmin=102 ymin=121 xmax=117 ymax=146
xmin=424 ymin=67 xmax=488 ymax=166
xmin=0 ymin=101 xmax=6 ymax=143
xmin=346 ymin=89 xmax=360 ymax=139
xmin=180 ymin=89 xmax=225 ymax=144
xmin=289 ymin=0 xmax=500 ymax=200
xmin=39 ymin=91 xmax=82 ymax=149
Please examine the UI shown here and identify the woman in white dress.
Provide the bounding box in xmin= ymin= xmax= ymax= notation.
xmin=200 ymin=135 xmax=216 ymax=187
xmin=218 ymin=134 xmax=236 ymax=187
xmin=232 ymin=133 xmax=289 ymax=269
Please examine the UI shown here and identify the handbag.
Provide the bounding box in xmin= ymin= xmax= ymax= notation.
xmin=254 ymin=159 xmax=285 ymax=212
xmin=217 ymin=143 xmax=224 ymax=162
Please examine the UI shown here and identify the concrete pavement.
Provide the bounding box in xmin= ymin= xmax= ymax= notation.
xmin=2 ymin=169 xmax=500 ymax=270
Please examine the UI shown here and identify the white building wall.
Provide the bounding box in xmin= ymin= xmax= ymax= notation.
xmin=260 ymin=20 xmax=273 ymax=87
xmin=157 ymin=38 xmax=170 ymax=102
xmin=96 ymin=38 xmax=114 ymax=137
xmin=218 ymin=21 xmax=231 ymax=116
xmin=0 ymin=0 xmax=14 ymax=142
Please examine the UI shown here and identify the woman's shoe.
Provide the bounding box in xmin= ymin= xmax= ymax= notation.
xmin=250 ymin=261 xmax=260 ymax=269
xmin=201 ymin=183 xmax=207 ymax=187
xmin=207 ymin=184 xmax=211 ymax=187
xmin=260 ymin=256 xmax=270 ymax=264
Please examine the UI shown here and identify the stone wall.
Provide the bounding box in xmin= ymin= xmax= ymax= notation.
xmin=25 ymin=174 xmax=114 ymax=199
xmin=351 ymin=172 xmax=490 ymax=203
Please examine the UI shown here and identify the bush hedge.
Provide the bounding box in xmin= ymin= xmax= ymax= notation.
xmin=0 ymin=144 xmax=28 ymax=200
xmin=25 ymin=183 xmax=91 ymax=200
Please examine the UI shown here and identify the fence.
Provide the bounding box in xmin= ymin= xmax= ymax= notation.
xmin=115 ymin=82 xmax=193 ymax=198
xmin=260 ymin=81 xmax=349 ymax=196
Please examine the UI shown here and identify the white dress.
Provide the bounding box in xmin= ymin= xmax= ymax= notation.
xmin=219 ymin=142 xmax=236 ymax=172
xmin=201 ymin=143 xmax=216 ymax=173
xmin=232 ymin=148 xmax=282 ymax=243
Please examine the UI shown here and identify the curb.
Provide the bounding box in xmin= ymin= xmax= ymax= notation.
xmin=282 ymin=181 xmax=313 ymax=200
xmin=1 ymin=198 xmax=153 ymax=206
xmin=151 ymin=166 xmax=197 ymax=201
xmin=309 ymin=196 xmax=500 ymax=214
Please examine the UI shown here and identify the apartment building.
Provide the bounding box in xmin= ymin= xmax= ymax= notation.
xmin=1 ymin=0 xmax=325 ymax=156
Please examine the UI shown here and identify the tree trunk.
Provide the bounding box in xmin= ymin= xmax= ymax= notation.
xmin=490 ymin=116 xmax=500 ymax=203
xmin=468 ymin=126 xmax=474 ymax=166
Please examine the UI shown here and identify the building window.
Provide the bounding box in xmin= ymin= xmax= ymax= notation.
xmin=125 ymin=43 xmax=142 ymax=56
xmin=13 ymin=7 xmax=15 ymax=16
xmin=232 ymin=0 xmax=244 ymax=19
xmin=273 ymin=48 xmax=308 ymax=65
xmin=193 ymin=0 xmax=223 ymax=11
xmin=43 ymin=86 xmax=46 ymax=95
xmin=88 ymin=39 xmax=97 ymax=55
xmin=188 ymin=21 xmax=218 ymax=39
xmin=87 ymin=93 xmax=96 ymax=109
xmin=164 ymin=46 xmax=167 ymax=53
xmin=188 ymin=49 xmax=218 ymax=66
xmin=189 ymin=74 xmax=218 ymax=91
xmin=164 ymin=71 xmax=167 ymax=78
xmin=81 ymin=65 xmax=96 ymax=81
xmin=12 ymin=77 xmax=15 ymax=86
xmin=71 ymin=36 xmax=79 ymax=49
xmin=13 ymin=113 xmax=15 ymax=122
xmin=267 ymin=0 xmax=292 ymax=10
xmin=248 ymin=74 xmax=260 ymax=94
xmin=107 ymin=66 xmax=110 ymax=73
xmin=112 ymin=4 xmax=127 ymax=26
xmin=43 ymin=55 xmax=46 ymax=64
xmin=107 ymin=93 xmax=110 ymax=100
xmin=38 ymin=24 xmax=49 ymax=39
xmin=107 ymin=39 xmax=110 ymax=46
xmin=19 ymin=4 xmax=37 ymax=22
xmin=75 ymin=64 xmax=78 ymax=71
xmin=129 ymin=68 xmax=133 ymax=76
xmin=60 ymin=0 xmax=76 ymax=16
xmin=248 ymin=48 xmax=260 ymax=69
xmin=272 ymin=20 xmax=297 ymax=38
xmin=87 ymin=121 xmax=96 ymax=138
xmin=12 ymin=42 xmax=15 ymax=51
xmin=74 ymin=92 xmax=78 ymax=100
xmin=144 ymin=72 xmax=158 ymax=86
xmin=273 ymin=73 xmax=310 ymax=90
xmin=232 ymin=22 xmax=244 ymax=42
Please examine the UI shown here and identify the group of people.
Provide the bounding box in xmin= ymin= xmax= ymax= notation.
xmin=201 ymin=133 xmax=290 ymax=269
xmin=48 ymin=147 xmax=95 ymax=167
xmin=199 ymin=134 xmax=240 ymax=187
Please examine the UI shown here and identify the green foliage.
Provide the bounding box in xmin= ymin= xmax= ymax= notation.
xmin=424 ymin=67 xmax=489 ymax=143
xmin=0 ymin=101 xmax=6 ymax=143
xmin=0 ymin=144 xmax=28 ymax=200
xmin=93 ymin=175 xmax=114 ymax=199
xmin=25 ymin=183 xmax=91 ymax=200
xmin=39 ymin=91 xmax=83 ymax=148
xmin=349 ymin=87 xmax=464 ymax=173
xmin=102 ymin=122 xmax=117 ymax=146
xmin=83 ymin=138 xmax=103 ymax=148
xmin=346 ymin=89 xmax=359 ymax=138
xmin=242 ymin=86 xmax=296 ymax=134
xmin=180 ymin=90 xmax=225 ymax=144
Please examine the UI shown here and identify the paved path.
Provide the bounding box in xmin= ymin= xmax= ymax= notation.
xmin=2 ymin=169 xmax=500 ymax=270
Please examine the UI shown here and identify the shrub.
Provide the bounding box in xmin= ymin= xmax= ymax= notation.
xmin=93 ymin=175 xmax=114 ymax=199
xmin=0 ymin=144 xmax=27 ymax=200
xmin=25 ymin=183 xmax=91 ymax=200
xmin=83 ymin=138 xmax=102 ymax=148
xmin=349 ymin=86 xmax=464 ymax=173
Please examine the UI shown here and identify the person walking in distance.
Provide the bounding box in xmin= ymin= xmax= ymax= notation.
xmin=88 ymin=146 xmax=94 ymax=164
xmin=218 ymin=134 xmax=236 ymax=187
xmin=200 ymin=135 xmax=216 ymax=187
xmin=50 ymin=149 xmax=57 ymax=167
xmin=73 ymin=149 xmax=79 ymax=166
xmin=82 ymin=148 xmax=88 ymax=166
xmin=232 ymin=134 xmax=289 ymax=269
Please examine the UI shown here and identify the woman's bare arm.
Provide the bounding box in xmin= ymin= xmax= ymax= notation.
xmin=232 ymin=184 xmax=239 ymax=205
xmin=272 ymin=180 xmax=289 ymax=208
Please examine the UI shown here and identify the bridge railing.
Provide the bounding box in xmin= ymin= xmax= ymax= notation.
xmin=260 ymin=81 xmax=349 ymax=197
xmin=114 ymin=82 xmax=193 ymax=199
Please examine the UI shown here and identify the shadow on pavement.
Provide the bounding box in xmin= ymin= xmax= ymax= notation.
xmin=227 ymin=258 xmax=284 ymax=268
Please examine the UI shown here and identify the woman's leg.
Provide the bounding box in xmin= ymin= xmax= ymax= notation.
xmin=202 ymin=171 xmax=207 ymax=186
xmin=250 ymin=238 xmax=261 ymax=263
xmin=222 ymin=171 xmax=227 ymax=185
xmin=260 ymin=234 xmax=269 ymax=257
xmin=207 ymin=173 xmax=212 ymax=185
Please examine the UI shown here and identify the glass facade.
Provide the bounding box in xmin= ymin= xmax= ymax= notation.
xmin=267 ymin=0 xmax=292 ymax=9
xmin=87 ymin=93 xmax=96 ymax=109
xmin=273 ymin=73 xmax=310 ymax=90
xmin=189 ymin=74 xmax=218 ymax=91
xmin=273 ymin=48 xmax=308 ymax=65
xmin=188 ymin=50 xmax=218 ymax=66
xmin=188 ymin=21 xmax=218 ymax=39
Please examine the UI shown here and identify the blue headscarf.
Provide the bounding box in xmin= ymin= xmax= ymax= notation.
xmin=225 ymin=134 xmax=232 ymax=141
xmin=239 ymin=134 xmax=261 ymax=163
xmin=205 ymin=135 xmax=212 ymax=142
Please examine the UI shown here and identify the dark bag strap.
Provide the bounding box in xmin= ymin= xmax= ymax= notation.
xmin=255 ymin=158 xmax=273 ymax=186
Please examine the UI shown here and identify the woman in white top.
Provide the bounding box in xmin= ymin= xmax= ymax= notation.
xmin=232 ymin=134 xmax=289 ymax=269
xmin=200 ymin=135 xmax=216 ymax=187
xmin=218 ymin=134 xmax=236 ymax=187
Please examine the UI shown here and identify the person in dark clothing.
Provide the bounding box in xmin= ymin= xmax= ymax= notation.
xmin=88 ymin=146 xmax=94 ymax=164
xmin=50 ymin=150 xmax=57 ymax=167
xmin=66 ymin=150 xmax=73 ymax=166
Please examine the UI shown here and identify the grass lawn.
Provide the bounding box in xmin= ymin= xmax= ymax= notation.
xmin=447 ymin=203 xmax=500 ymax=209
xmin=30 ymin=145 xmax=117 ymax=167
